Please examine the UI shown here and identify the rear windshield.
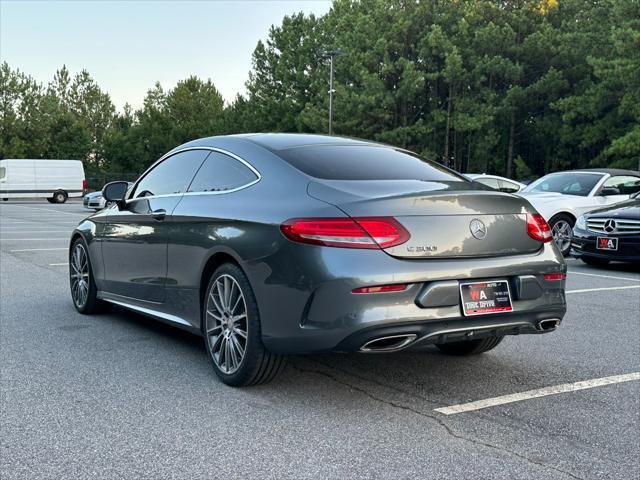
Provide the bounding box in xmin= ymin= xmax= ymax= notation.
xmin=277 ymin=145 xmax=466 ymax=182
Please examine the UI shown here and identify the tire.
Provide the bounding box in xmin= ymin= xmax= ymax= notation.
xmin=53 ymin=191 xmax=68 ymax=204
xmin=436 ymin=336 xmax=504 ymax=356
xmin=69 ymin=237 xmax=107 ymax=314
xmin=549 ymin=213 xmax=575 ymax=256
xmin=203 ymin=263 xmax=285 ymax=386
xmin=581 ymin=256 xmax=609 ymax=267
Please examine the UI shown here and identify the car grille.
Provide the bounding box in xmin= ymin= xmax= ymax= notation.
xmin=587 ymin=217 xmax=640 ymax=235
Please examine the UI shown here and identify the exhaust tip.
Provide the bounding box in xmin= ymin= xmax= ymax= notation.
xmin=537 ymin=319 xmax=561 ymax=332
xmin=360 ymin=334 xmax=417 ymax=353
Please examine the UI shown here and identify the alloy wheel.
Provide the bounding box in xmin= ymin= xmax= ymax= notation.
xmin=551 ymin=220 xmax=572 ymax=253
xmin=205 ymin=274 xmax=248 ymax=375
xmin=70 ymin=243 xmax=90 ymax=308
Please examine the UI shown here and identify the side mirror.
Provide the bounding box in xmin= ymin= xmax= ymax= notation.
xmin=102 ymin=181 xmax=129 ymax=209
xmin=600 ymin=186 xmax=620 ymax=196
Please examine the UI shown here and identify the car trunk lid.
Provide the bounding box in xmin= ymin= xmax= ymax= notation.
xmin=308 ymin=180 xmax=541 ymax=258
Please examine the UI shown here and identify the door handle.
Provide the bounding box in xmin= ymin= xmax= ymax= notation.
xmin=151 ymin=209 xmax=166 ymax=221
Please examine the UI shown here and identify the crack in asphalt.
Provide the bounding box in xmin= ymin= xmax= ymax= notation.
xmin=291 ymin=361 xmax=584 ymax=480
xmin=309 ymin=358 xmax=445 ymax=407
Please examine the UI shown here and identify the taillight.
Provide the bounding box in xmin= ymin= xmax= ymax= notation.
xmin=543 ymin=273 xmax=567 ymax=281
xmin=82 ymin=179 xmax=87 ymax=191
xmin=526 ymin=213 xmax=552 ymax=243
xmin=352 ymin=284 xmax=408 ymax=294
xmin=280 ymin=217 xmax=410 ymax=249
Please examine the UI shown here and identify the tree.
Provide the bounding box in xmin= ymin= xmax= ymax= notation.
xmin=245 ymin=12 xmax=326 ymax=132
xmin=2 ymin=0 xmax=637 ymax=178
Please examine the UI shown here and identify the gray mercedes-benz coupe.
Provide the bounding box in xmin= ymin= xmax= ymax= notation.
xmin=69 ymin=134 xmax=567 ymax=386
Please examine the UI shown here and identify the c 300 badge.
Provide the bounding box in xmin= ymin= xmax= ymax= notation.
xmin=406 ymin=245 xmax=438 ymax=253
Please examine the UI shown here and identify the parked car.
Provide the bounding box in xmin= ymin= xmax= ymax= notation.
xmin=518 ymin=169 xmax=640 ymax=256
xmin=571 ymin=192 xmax=640 ymax=265
xmin=464 ymin=173 xmax=525 ymax=193
xmin=0 ymin=159 xmax=85 ymax=203
xmin=83 ymin=182 xmax=132 ymax=210
xmin=69 ymin=134 xmax=567 ymax=386
xmin=83 ymin=191 xmax=105 ymax=210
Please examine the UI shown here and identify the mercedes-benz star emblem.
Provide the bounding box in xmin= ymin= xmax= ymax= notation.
xmin=603 ymin=219 xmax=617 ymax=233
xmin=469 ymin=219 xmax=487 ymax=240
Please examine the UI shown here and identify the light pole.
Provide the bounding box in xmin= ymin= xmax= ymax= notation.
xmin=323 ymin=49 xmax=346 ymax=135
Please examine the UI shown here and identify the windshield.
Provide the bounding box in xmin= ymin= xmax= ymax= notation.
xmin=522 ymin=172 xmax=603 ymax=196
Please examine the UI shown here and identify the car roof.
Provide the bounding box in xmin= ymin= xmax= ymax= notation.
xmin=569 ymin=168 xmax=640 ymax=176
xmin=237 ymin=133 xmax=381 ymax=151
xmin=183 ymin=133 xmax=384 ymax=152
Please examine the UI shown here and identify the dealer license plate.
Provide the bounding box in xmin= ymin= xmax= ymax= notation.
xmin=460 ymin=280 xmax=513 ymax=316
xmin=596 ymin=237 xmax=618 ymax=251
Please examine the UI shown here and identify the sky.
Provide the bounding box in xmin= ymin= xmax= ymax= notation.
xmin=0 ymin=0 xmax=332 ymax=110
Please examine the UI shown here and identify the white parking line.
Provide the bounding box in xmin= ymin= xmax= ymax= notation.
xmin=9 ymin=248 xmax=68 ymax=252
xmin=49 ymin=263 xmax=69 ymax=266
xmin=0 ymin=231 xmax=72 ymax=234
xmin=3 ymin=205 xmax=85 ymax=216
xmin=434 ymin=372 xmax=640 ymax=415
xmin=0 ymin=238 xmax=70 ymax=241
xmin=568 ymin=271 xmax=640 ymax=282
xmin=566 ymin=285 xmax=640 ymax=294
xmin=0 ymin=222 xmax=78 ymax=225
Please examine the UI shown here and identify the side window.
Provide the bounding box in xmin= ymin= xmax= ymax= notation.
xmin=498 ymin=179 xmax=520 ymax=193
xmin=0 ymin=166 xmax=5 ymax=180
xmin=602 ymin=175 xmax=640 ymax=195
xmin=132 ymin=150 xmax=209 ymax=198
xmin=187 ymin=152 xmax=258 ymax=193
xmin=476 ymin=177 xmax=500 ymax=189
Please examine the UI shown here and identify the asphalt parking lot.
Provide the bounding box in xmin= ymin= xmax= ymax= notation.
xmin=1 ymin=201 xmax=639 ymax=479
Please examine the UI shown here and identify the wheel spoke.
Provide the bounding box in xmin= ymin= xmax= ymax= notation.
xmin=224 ymin=337 xmax=233 ymax=372
xmin=233 ymin=327 xmax=247 ymax=339
xmin=230 ymin=334 xmax=245 ymax=357
xmin=215 ymin=279 xmax=227 ymax=310
xmin=210 ymin=332 xmax=223 ymax=351
xmin=230 ymin=294 xmax=242 ymax=314
xmin=217 ymin=336 xmax=227 ymax=371
xmin=206 ymin=309 xmax=223 ymax=321
xmin=228 ymin=281 xmax=237 ymax=310
xmin=209 ymin=290 xmax=224 ymax=315
xmin=207 ymin=324 xmax=223 ymax=334
xmin=228 ymin=338 xmax=238 ymax=371
xmin=223 ymin=276 xmax=231 ymax=310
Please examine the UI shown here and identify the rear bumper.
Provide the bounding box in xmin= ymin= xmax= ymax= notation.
xmin=571 ymin=228 xmax=640 ymax=262
xmin=247 ymin=241 xmax=567 ymax=354
xmin=334 ymin=310 xmax=563 ymax=353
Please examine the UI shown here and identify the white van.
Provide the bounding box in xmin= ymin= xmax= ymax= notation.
xmin=0 ymin=159 xmax=85 ymax=203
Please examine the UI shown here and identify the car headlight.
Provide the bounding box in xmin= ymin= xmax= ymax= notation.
xmin=575 ymin=215 xmax=587 ymax=230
